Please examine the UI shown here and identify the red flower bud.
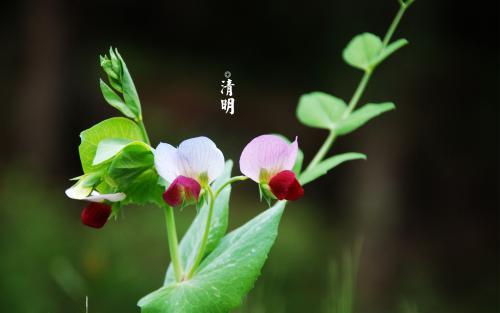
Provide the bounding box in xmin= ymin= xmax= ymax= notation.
xmin=163 ymin=176 xmax=201 ymax=207
xmin=269 ymin=170 xmax=304 ymax=201
xmin=81 ymin=202 xmax=112 ymax=228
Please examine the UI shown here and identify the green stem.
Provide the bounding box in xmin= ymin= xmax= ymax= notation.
xmin=187 ymin=187 xmax=216 ymax=279
xmin=383 ymin=0 xmax=413 ymax=47
xmin=164 ymin=206 xmax=183 ymax=282
xmin=344 ymin=69 xmax=373 ymax=116
xmin=303 ymin=1 xmax=413 ymax=176
xmin=304 ymin=131 xmax=336 ymax=173
xmin=214 ymin=176 xmax=248 ymax=198
xmin=137 ymin=117 xmax=151 ymax=145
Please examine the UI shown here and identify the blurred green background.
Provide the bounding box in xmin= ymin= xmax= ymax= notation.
xmin=0 ymin=0 xmax=498 ymax=312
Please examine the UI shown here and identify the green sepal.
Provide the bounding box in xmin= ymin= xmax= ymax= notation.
xmin=259 ymin=183 xmax=275 ymax=206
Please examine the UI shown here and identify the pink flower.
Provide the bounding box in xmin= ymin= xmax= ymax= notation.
xmin=154 ymin=137 xmax=225 ymax=207
xmin=239 ymin=134 xmax=304 ymax=201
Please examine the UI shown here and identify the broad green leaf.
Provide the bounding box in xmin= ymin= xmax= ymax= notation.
xmin=79 ymin=117 xmax=144 ymax=174
xmin=299 ymin=153 xmax=366 ymax=185
xmin=119 ymin=167 xmax=165 ymax=206
xmin=115 ymin=50 xmax=142 ymax=120
xmin=139 ymin=201 xmax=286 ymax=313
xmin=343 ymin=33 xmax=383 ymax=70
xmin=374 ymin=38 xmax=408 ymax=65
xmin=296 ymin=92 xmax=347 ymax=129
xmin=164 ymin=161 xmax=233 ymax=285
xmin=99 ymin=79 xmax=136 ymax=119
xmin=93 ymin=138 xmax=134 ymax=165
xmin=335 ymin=102 xmax=395 ymax=135
xmin=106 ymin=142 xmax=163 ymax=206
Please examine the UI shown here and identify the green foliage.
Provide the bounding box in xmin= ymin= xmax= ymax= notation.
xmin=335 ymin=102 xmax=395 ymax=135
xmin=343 ymin=33 xmax=408 ymax=71
xmin=100 ymin=48 xmax=142 ymax=120
xmin=106 ymin=142 xmax=164 ymax=206
xmin=300 ymin=153 xmax=366 ymax=185
xmin=343 ymin=33 xmax=383 ymax=71
xmin=100 ymin=79 xmax=136 ymax=119
xmin=78 ymin=117 xmax=144 ymax=174
xmin=138 ymin=202 xmax=286 ymax=313
xmin=296 ymin=92 xmax=394 ymax=136
xmin=373 ymin=39 xmax=408 ymax=66
xmin=93 ymin=138 xmax=134 ymax=165
xmin=296 ymin=92 xmax=347 ymax=130
xmin=164 ymin=161 xmax=233 ymax=285
xmin=66 ymin=2 xmax=414 ymax=307
xmin=75 ymin=117 xmax=158 ymax=205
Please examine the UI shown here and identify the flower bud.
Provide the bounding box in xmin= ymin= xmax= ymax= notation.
xmin=163 ymin=176 xmax=201 ymax=208
xmin=268 ymin=170 xmax=304 ymax=201
xmin=81 ymin=202 xmax=112 ymax=228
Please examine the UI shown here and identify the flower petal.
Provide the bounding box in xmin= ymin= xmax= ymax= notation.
xmin=268 ymin=170 xmax=304 ymax=201
xmin=239 ymin=135 xmax=298 ymax=182
xmin=81 ymin=202 xmax=112 ymax=228
xmin=85 ymin=191 xmax=126 ymax=202
xmin=154 ymin=142 xmax=180 ymax=183
xmin=177 ymin=136 xmax=225 ymax=183
xmin=65 ymin=185 xmax=92 ymax=200
xmin=163 ymin=175 xmax=201 ymax=207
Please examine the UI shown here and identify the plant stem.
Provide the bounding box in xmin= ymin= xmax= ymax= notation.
xmin=344 ymin=69 xmax=373 ymax=116
xmin=137 ymin=117 xmax=151 ymax=145
xmin=385 ymin=0 xmax=414 ymax=47
xmin=214 ymin=176 xmax=248 ymax=198
xmin=303 ymin=1 xmax=413 ymax=174
xmin=304 ymin=131 xmax=336 ymax=173
xmin=164 ymin=206 xmax=183 ymax=282
xmin=187 ymin=187 xmax=216 ymax=279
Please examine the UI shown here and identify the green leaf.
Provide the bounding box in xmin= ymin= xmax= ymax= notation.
xmin=139 ymin=201 xmax=286 ymax=313
xmin=300 ymin=153 xmax=366 ymax=185
xmin=296 ymin=92 xmax=347 ymax=129
xmin=93 ymin=138 xmax=134 ymax=165
xmin=343 ymin=33 xmax=383 ymax=71
xmin=335 ymin=102 xmax=395 ymax=135
xmin=78 ymin=117 xmax=144 ymax=174
xmin=106 ymin=142 xmax=163 ymax=206
xmin=115 ymin=50 xmax=142 ymax=120
xmin=99 ymin=79 xmax=136 ymax=119
xmin=164 ymin=161 xmax=234 ymax=285
xmin=374 ymin=38 xmax=408 ymax=65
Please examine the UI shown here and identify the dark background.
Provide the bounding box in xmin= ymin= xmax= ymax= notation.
xmin=0 ymin=0 xmax=498 ymax=312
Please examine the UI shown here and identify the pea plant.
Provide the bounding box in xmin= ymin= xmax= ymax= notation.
xmin=65 ymin=1 xmax=414 ymax=312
